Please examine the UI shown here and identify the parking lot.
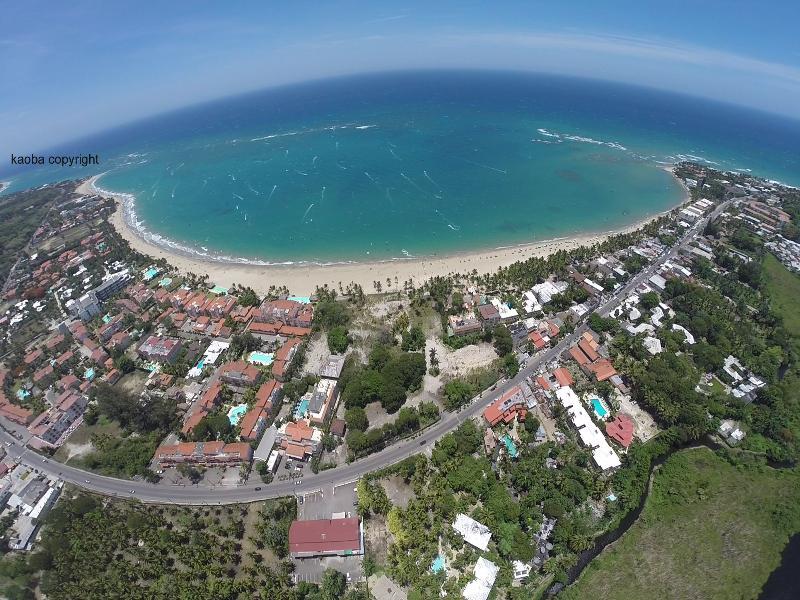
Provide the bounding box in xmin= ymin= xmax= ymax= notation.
xmin=298 ymin=481 xmax=358 ymax=521
xmin=294 ymin=555 xmax=363 ymax=585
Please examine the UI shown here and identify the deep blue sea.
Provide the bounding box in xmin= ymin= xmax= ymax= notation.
xmin=3 ymin=71 xmax=799 ymax=263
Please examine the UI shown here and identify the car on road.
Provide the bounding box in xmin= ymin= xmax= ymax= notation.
xmin=254 ymin=487 xmax=262 ymax=491
xmin=299 ymin=496 xmax=304 ymax=504
xmin=85 ymin=479 xmax=90 ymax=483
xmin=419 ymin=439 xmax=427 ymax=445
xmin=129 ymin=489 xmax=135 ymax=494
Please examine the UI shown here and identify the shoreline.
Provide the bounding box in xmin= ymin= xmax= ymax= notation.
xmin=78 ymin=169 xmax=689 ymax=295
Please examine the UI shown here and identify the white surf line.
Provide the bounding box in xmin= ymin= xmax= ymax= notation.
xmin=388 ymin=147 xmax=401 ymax=160
xmin=247 ymin=184 xmax=260 ymax=195
xmin=171 ymin=185 xmax=177 ymax=198
xmin=233 ymin=193 xmax=245 ymax=201
xmin=266 ymin=184 xmax=278 ymax=203
xmin=364 ymin=171 xmax=378 ymax=184
xmin=301 ymin=203 xmax=315 ymax=222
xmin=312 ymin=155 xmax=319 ymax=167
xmin=460 ymin=158 xmax=507 ymax=174
xmin=295 ymin=170 xmax=309 ymax=176
xmin=320 ymin=186 xmax=326 ymax=203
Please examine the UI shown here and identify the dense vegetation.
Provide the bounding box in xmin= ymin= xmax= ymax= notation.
xmin=340 ymin=345 xmax=426 ymax=414
xmin=74 ymin=383 xmax=178 ymax=479
xmin=0 ymin=493 xmax=367 ymax=600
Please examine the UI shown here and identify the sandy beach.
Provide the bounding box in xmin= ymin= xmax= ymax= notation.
xmin=77 ymin=172 xmax=688 ymax=295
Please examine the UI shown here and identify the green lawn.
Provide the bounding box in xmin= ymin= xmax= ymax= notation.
xmin=563 ymin=448 xmax=800 ymax=600
xmin=763 ymin=252 xmax=800 ymax=353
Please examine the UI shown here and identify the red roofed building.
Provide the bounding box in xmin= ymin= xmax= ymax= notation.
xmin=182 ymin=409 xmax=208 ymax=436
xmin=257 ymin=299 xmax=314 ymax=328
xmin=247 ymin=321 xmax=283 ymax=336
xmin=33 ymin=364 xmax=54 ymax=384
xmin=24 ymin=349 xmax=43 ymax=366
xmin=272 ymin=338 xmax=302 ymax=381
xmin=219 ymin=360 xmax=261 ymax=387
xmin=199 ymin=381 xmax=224 ymax=409
xmin=588 ymin=359 xmax=618 ymax=382
xmin=553 ymin=367 xmax=574 ymax=388
xmin=483 ymin=385 xmax=527 ymax=427
xmin=577 ymin=338 xmax=600 ymax=362
xmin=255 ymin=380 xmax=282 ymax=412
xmin=57 ymin=374 xmax=80 ymax=391
xmin=546 ymin=320 xmax=560 ymax=337
xmin=289 ymin=517 xmax=363 ymax=558
xmin=138 ymin=335 xmax=182 ymax=364
xmin=55 ymin=350 xmax=74 ymax=366
xmin=535 ymin=376 xmax=550 ymax=391
xmin=239 ymin=408 xmax=268 ymax=441
xmin=154 ymin=441 xmax=253 ymax=467
xmin=528 ymin=331 xmax=546 ymax=350
xmin=569 ymin=346 xmax=590 ymax=366
xmin=606 ymin=414 xmax=635 ymax=449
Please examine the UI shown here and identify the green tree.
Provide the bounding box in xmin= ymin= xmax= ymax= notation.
xmin=443 ymin=378 xmax=474 ymax=410
xmin=345 ymin=407 xmax=369 ymax=432
xmin=493 ymin=325 xmax=513 ymax=356
xmin=401 ymin=325 xmax=426 ymax=351
xmin=327 ymin=326 xmax=350 ymax=354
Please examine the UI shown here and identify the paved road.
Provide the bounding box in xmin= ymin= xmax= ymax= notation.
xmin=1 ymin=200 xmax=728 ymax=504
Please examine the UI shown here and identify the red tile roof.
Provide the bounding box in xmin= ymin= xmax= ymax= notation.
xmin=577 ymin=338 xmax=600 ymax=362
xmin=553 ymin=367 xmax=574 ymax=387
xmin=606 ymin=414 xmax=635 ymax=448
xmin=589 ymin=359 xmax=617 ymax=382
xmin=569 ymin=346 xmax=590 ymax=366
xmin=289 ymin=518 xmax=361 ymax=556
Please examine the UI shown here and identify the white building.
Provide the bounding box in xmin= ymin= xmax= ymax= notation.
xmin=556 ymin=387 xmax=620 ymax=470
xmin=463 ymin=557 xmax=499 ymax=600
xmin=643 ymin=336 xmax=663 ymax=355
xmin=452 ymin=514 xmax=491 ymax=551
xmin=531 ymin=281 xmax=568 ymax=305
xmin=490 ymin=297 xmax=518 ymax=322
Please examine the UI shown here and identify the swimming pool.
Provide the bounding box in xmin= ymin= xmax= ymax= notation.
xmin=227 ymin=404 xmax=248 ymax=426
xmin=210 ymin=285 xmax=229 ymax=295
xmin=84 ymin=367 xmax=95 ymax=380
xmin=102 ymin=314 xmax=112 ymax=324
xmin=16 ymin=389 xmax=30 ymax=400
xmin=591 ymin=398 xmax=608 ymax=419
xmin=431 ymin=555 xmax=445 ymax=573
xmin=287 ymin=295 xmax=311 ymax=304
xmin=143 ymin=267 xmax=159 ymax=281
xmin=247 ymin=351 xmax=274 ymax=366
xmin=294 ymin=398 xmax=309 ymax=419
xmin=158 ymin=277 xmax=173 ymax=287
xmin=501 ymin=434 xmax=519 ymax=458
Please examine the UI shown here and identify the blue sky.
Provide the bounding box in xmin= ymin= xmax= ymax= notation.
xmin=2 ymin=0 xmax=800 ymax=157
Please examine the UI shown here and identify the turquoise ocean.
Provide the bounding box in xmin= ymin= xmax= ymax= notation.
xmin=3 ymin=71 xmax=799 ymax=264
